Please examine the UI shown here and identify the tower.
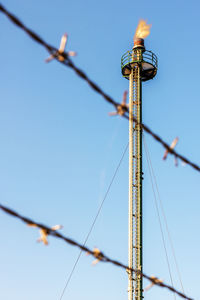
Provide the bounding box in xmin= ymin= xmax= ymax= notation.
xmin=121 ymin=22 xmax=158 ymax=300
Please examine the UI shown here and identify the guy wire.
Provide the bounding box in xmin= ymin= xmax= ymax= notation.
xmin=143 ymin=134 xmax=176 ymax=299
xmin=59 ymin=142 xmax=128 ymax=299
xmin=143 ymin=134 xmax=185 ymax=294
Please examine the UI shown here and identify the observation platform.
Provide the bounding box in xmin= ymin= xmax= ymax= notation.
xmin=121 ymin=49 xmax=158 ymax=81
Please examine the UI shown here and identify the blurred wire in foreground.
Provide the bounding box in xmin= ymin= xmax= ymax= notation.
xmin=0 ymin=3 xmax=200 ymax=173
xmin=0 ymin=203 xmax=193 ymax=300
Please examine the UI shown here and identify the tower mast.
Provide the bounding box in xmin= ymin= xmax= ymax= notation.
xmin=128 ymin=40 xmax=144 ymax=300
xmin=121 ymin=22 xmax=158 ymax=300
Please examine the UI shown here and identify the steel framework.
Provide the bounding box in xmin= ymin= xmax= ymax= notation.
xmin=121 ymin=41 xmax=157 ymax=300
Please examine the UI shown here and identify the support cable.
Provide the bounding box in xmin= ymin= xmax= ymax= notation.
xmin=143 ymin=134 xmax=176 ymax=299
xmin=143 ymin=134 xmax=185 ymax=294
xmin=59 ymin=143 xmax=129 ymax=300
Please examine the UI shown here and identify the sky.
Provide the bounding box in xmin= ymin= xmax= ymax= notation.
xmin=0 ymin=0 xmax=200 ymax=300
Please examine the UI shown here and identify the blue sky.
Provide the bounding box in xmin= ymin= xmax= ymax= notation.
xmin=0 ymin=0 xmax=200 ymax=299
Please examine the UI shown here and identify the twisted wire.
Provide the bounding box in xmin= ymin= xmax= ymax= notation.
xmin=0 ymin=3 xmax=199 ymax=173
xmin=0 ymin=203 xmax=194 ymax=300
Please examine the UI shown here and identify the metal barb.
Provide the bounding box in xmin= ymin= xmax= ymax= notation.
xmin=0 ymin=4 xmax=199 ymax=173
xmin=0 ymin=203 xmax=194 ymax=300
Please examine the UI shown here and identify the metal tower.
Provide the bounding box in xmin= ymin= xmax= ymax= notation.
xmin=121 ymin=38 xmax=157 ymax=300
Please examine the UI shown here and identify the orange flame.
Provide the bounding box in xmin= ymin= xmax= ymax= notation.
xmin=134 ymin=20 xmax=151 ymax=40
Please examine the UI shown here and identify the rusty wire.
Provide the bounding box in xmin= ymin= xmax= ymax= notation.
xmin=0 ymin=203 xmax=194 ymax=300
xmin=0 ymin=3 xmax=200 ymax=173
xmin=0 ymin=5 xmax=197 ymax=299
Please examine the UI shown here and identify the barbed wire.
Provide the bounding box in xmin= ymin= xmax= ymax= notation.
xmin=0 ymin=6 xmax=197 ymax=299
xmin=0 ymin=4 xmax=118 ymax=109
xmin=0 ymin=203 xmax=193 ymax=300
xmin=0 ymin=3 xmax=200 ymax=173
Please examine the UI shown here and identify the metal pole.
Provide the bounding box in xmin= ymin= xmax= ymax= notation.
xmin=128 ymin=66 xmax=134 ymax=300
xmin=134 ymin=50 xmax=143 ymax=300
xmin=128 ymin=48 xmax=143 ymax=300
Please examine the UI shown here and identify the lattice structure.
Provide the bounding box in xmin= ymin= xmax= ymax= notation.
xmin=122 ymin=41 xmax=157 ymax=300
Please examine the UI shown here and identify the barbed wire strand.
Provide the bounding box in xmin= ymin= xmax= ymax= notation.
xmin=59 ymin=143 xmax=128 ymax=300
xmin=0 ymin=3 xmax=200 ymax=173
xmin=0 ymin=204 xmax=193 ymax=300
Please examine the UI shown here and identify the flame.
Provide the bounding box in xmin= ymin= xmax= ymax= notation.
xmin=134 ymin=20 xmax=151 ymax=40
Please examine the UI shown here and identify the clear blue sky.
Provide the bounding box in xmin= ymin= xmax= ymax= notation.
xmin=0 ymin=0 xmax=199 ymax=299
